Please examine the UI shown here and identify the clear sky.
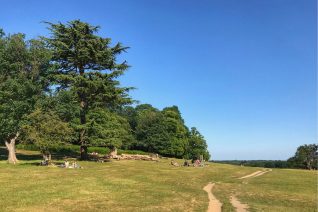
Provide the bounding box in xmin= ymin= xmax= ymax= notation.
xmin=1 ymin=0 xmax=316 ymax=160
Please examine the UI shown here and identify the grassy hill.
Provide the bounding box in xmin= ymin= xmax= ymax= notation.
xmin=0 ymin=148 xmax=316 ymax=211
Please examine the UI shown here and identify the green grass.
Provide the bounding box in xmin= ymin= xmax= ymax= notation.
xmin=0 ymin=148 xmax=316 ymax=211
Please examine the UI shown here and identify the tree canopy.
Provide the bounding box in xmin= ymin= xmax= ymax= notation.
xmin=44 ymin=20 xmax=133 ymax=159
xmin=287 ymin=144 xmax=317 ymax=170
xmin=122 ymin=104 xmax=210 ymax=160
xmin=0 ymin=32 xmax=52 ymax=163
xmin=0 ymin=21 xmax=210 ymax=163
xmin=21 ymin=109 xmax=73 ymax=160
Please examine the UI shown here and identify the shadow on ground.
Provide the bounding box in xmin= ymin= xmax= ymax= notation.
xmin=0 ymin=146 xmax=79 ymax=162
xmin=0 ymin=146 xmax=42 ymax=161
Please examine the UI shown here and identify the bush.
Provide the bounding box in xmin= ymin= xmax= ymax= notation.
xmin=16 ymin=144 xmax=40 ymax=151
xmin=118 ymin=149 xmax=149 ymax=155
xmin=16 ymin=144 xmax=79 ymax=155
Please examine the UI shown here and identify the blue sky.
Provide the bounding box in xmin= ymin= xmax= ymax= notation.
xmin=1 ymin=0 xmax=316 ymax=160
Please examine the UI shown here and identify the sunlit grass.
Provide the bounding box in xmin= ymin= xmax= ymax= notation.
xmin=0 ymin=149 xmax=316 ymax=211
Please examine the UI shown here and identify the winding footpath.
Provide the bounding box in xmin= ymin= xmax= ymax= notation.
xmin=203 ymin=183 xmax=222 ymax=212
xmin=203 ymin=169 xmax=272 ymax=212
xmin=231 ymin=169 xmax=272 ymax=211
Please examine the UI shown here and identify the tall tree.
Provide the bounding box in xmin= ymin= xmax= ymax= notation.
xmin=186 ymin=127 xmax=210 ymax=161
xmin=287 ymin=144 xmax=317 ymax=170
xmin=44 ymin=20 xmax=132 ymax=159
xmin=135 ymin=105 xmax=169 ymax=153
xmin=0 ymin=31 xmax=51 ymax=163
xmin=161 ymin=106 xmax=189 ymax=157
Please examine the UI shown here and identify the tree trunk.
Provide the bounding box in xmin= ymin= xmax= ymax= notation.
xmin=79 ymin=101 xmax=88 ymax=160
xmin=79 ymin=67 xmax=88 ymax=160
xmin=110 ymin=147 xmax=117 ymax=157
xmin=80 ymin=145 xmax=88 ymax=160
xmin=5 ymin=132 xmax=19 ymax=164
xmin=306 ymin=159 xmax=312 ymax=170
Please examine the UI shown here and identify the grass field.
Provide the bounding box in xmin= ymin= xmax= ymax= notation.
xmin=0 ymin=148 xmax=317 ymax=212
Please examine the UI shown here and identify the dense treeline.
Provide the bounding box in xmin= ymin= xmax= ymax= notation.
xmin=119 ymin=104 xmax=210 ymax=159
xmin=214 ymin=144 xmax=317 ymax=170
xmin=214 ymin=160 xmax=290 ymax=168
xmin=0 ymin=20 xmax=210 ymax=163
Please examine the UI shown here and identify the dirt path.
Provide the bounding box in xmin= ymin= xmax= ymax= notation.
xmin=230 ymin=196 xmax=249 ymax=212
xmin=230 ymin=169 xmax=272 ymax=211
xmin=238 ymin=169 xmax=272 ymax=179
xmin=202 ymin=169 xmax=271 ymax=211
xmin=203 ymin=183 xmax=222 ymax=212
xmin=252 ymin=169 xmax=271 ymax=178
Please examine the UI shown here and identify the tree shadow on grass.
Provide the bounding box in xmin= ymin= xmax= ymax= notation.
xmin=0 ymin=146 xmax=43 ymax=161
xmin=0 ymin=146 xmax=80 ymax=162
xmin=0 ymin=146 xmax=107 ymax=166
xmin=0 ymin=147 xmax=7 ymax=160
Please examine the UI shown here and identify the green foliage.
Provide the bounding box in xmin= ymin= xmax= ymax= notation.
xmin=157 ymin=106 xmax=187 ymax=157
xmin=0 ymin=22 xmax=210 ymax=162
xmin=214 ymin=160 xmax=289 ymax=168
xmin=0 ymin=78 xmax=38 ymax=141
xmin=44 ymin=20 xmax=133 ymax=155
xmin=44 ymin=20 xmax=128 ymax=73
xmin=84 ymin=108 xmax=134 ymax=149
xmin=0 ymin=31 xmax=51 ymax=143
xmin=117 ymin=149 xmax=149 ymax=155
xmin=287 ymin=144 xmax=318 ymax=170
xmin=44 ymin=19 xmax=133 ymax=109
xmin=35 ymin=90 xmax=80 ymax=144
xmin=131 ymin=104 xmax=210 ymax=159
xmin=21 ymin=109 xmax=73 ymax=156
xmin=16 ymin=144 xmax=40 ymax=151
xmin=16 ymin=144 xmax=149 ymax=156
xmin=118 ymin=106 xmax=138 ymax=131
xmin=186 ymin=127 xmax=210 ymax=161
xmin=37 ymin=90 xmax=80 ymax=122
xmin=134 ymin=105 xmax=168 ymax=153
xmin=16 ymin=143 xmax=79 ymax=156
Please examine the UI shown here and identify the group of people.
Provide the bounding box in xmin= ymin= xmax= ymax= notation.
xmin=39 ymin=159 xmax=82 ymax=169
xmin=170 ymin=159 xmax=205 ymax=167
xmin=62 ymin=161 xmax=81 ymax=169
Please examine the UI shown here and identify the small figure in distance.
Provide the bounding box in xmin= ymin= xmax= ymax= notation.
xmin=183 ymin=160 xmax=190 ymax=167
xmin=64 ymin=160 xmax=69 ymax=168
xmin=171 ymin=160 xmax=180 ymax=167
xmin=72 ymin=161 xmax=81 ymax=168
xmin=194 ymin=159 xmax=200 ymax=167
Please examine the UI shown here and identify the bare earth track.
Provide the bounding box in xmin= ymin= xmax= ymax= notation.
xmin=203 ymin=169 xmax=272 ymax=212
xmin=203 ymin=183 xmax=222 ymax=212
xmin=239 ymin=169 xmax=272 ymax=179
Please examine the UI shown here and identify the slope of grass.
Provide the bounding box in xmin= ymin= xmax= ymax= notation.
xmin=0 ymin=148 xmax=316 ymax=211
